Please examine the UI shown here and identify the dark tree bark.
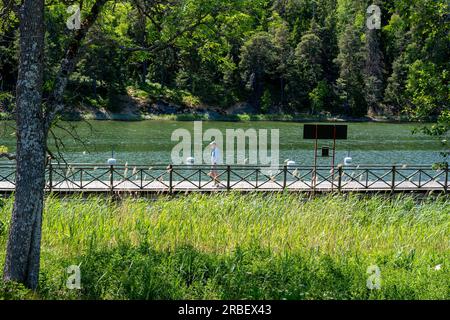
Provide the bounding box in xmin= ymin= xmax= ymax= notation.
xmin=3 ymin=0 xmax=46 ymax=290
xmin=3 ymin=0 xmax=109 ymax=290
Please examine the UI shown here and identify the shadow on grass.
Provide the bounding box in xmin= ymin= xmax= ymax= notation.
xmin=2 ymin=243 xmax=446 ymax=300
xmin=31 ymin=244 xmax=377 ymax=300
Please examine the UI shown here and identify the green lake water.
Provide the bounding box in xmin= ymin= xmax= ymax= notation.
xmin=0 ymin=121 xmax=446 ymax=165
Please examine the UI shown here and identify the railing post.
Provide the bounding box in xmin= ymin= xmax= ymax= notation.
xmin=110 ymin=165 xmax=114 ymax=194
xmin=338 ymin=165 xmax=342 ymax=192
xmin=445 ymin=162 xmax=448 ymax=194
xmin=80 ymin=168 xmax=83 ymax=189
xmin=48 ymin=161 xmax=53 ymax=192
xmin=365 ymin=169 xmax=369 ymax=189
xmin=169 ymin=164 xmax=173 ymax=194
xmin=283 ymin=165 xmax=287 ymax=190
xmin=418 ymin=170 xmax=422 ymax=188
xmin=391 ymin=166 xmax=396 ymax=192
xmin=312 ymin=167 xmax=316 ymax=192
xmin=227 ymin=165 xmax=231 ymax=190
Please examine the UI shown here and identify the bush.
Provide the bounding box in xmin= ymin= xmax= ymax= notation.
xmin=0 ymin=92 xmax=14 ymax=113
xmin=0 ymin=281 xmax=34 ymax=300
xmin=261 ymin=89 xmax=272 ymax=114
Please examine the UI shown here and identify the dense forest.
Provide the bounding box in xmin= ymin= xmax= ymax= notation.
xmin=0 ymin=0 xmax=448 ymax=121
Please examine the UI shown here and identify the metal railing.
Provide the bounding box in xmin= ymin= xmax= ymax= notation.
xmin=0 ymin=162 xmax=448 ymax=193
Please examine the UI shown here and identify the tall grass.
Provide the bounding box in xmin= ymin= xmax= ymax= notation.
xmin=0 ymin=193 xmax=448 ymax=300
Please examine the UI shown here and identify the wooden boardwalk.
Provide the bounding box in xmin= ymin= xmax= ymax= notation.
xmin=0 ymin=180 xmax=443 ymax=193
xmin=0 ymin=163 xmax=448 ymax=194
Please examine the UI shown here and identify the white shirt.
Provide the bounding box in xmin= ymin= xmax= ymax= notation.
xmin=211 ymin=148 xmax=220 ymax=165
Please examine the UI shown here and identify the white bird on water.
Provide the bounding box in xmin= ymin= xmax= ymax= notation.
xmin=284 ymin=159 xmax=296 ymax=166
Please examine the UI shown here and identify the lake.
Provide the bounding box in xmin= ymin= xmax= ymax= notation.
xmin=0 ymin=121 xmax=446 ymax=165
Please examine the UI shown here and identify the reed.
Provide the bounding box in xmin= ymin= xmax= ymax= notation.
xmin=0 ymin=193 xmax=448 ymax=300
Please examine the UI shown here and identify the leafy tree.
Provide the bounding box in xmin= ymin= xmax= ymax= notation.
xmin=405 ymin=60 xmax=449 ymax=162
xmin=270 ymin=13 xmax=292 ymax=107
xmin=335 ymin=23 xmax=366 ymax=116
xmin=261 ymin=88 xmax=272 ymax=114
xmin=286 ymin=24 xmax=323 ymax=112
xmin=239 ymin=32 xmax=278 ymax=111
xmin=0 ymin=0 xmax=448 ymax=120
xmin=363 ymin=29 xmax=385 ymax=115
xmin=406 ymin=60 xmax=449 ymax=144
xmin=309 ymin=80 xmax=331 ymax=114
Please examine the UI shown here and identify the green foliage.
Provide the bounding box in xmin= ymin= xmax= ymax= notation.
xmin=261 ymin=89 xmax=272 ymax=113
xmin=406 ymin=61 xmax=448 ymax=121
xmin=335 ymin=23 xmax=366 ymax=116
xmin=405 ymin=60 xmax=449 ymax=157
xmin=0 ymin=92 xmax=14 ymax=113
xmin=0 ymin=194 xmax=448 ymax=300
xmin=0 ymin=0 xmax=448 ymax=122
xmin=288 ymin=28 xmax=324 ymax=110
xmin=239 ymin=32 xmax=279 ymax=110
xmin=309 ymin=80 xmax=330 ymax=113
xmin=0 ymin=281 xmax=34 ymax=300
xmin=295 ymin=32 xmax=323 ymax=82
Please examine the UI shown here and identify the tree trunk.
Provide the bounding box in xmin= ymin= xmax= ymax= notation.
xmin=2 ymin=0 xmax=108 ymax=290
xmin=3 ymin=0 xmax=46 ymax=290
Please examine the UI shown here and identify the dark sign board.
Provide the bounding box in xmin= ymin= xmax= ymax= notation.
xmin=303 ymin=124 xmax=348 ymax=140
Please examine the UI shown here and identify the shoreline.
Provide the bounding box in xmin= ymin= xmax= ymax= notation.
xmin=0 ymin=109 xmax=428 ymax=124
xmin=12 ymin=112 xmax=417 ymax=123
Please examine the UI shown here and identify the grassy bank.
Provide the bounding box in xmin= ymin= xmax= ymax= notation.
xmin=0 ymin=193 xmax=449 ymax=300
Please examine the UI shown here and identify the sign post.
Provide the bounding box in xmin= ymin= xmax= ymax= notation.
xmin=303 ymin=124 xmax=348 ymax=191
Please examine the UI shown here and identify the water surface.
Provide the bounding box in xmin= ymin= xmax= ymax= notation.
xmin=0 ymin=121 xmax=446 ymax=165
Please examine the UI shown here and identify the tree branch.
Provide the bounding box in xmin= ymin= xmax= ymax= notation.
xmin=118 ymin=11 xmax=212 ymax=53
xmin=44 ymin=0 xmax=110 ymax=133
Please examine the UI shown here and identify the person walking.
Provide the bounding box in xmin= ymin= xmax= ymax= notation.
xmin=209 ymin=140 xmax=221 ymax=187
